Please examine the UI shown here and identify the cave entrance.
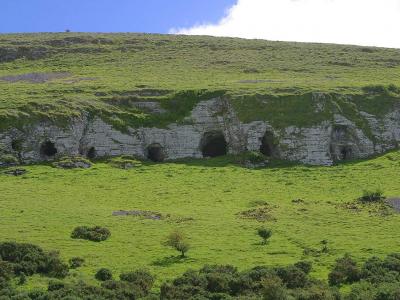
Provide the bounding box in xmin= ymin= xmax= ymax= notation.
xmin=147 ymin=143 xmax=165 ymax=162
xmin=260 ymin=131 xmax=276 ymax=157
xmin=201 ymin=131 xmax=228 ymax=158
xmin=40 ymin=141 xmax=57 ymax=157
xmin=339 ymin=146 xmax=352 ymax=160
xmin=87 ymin=147 xmax=96 ymax=159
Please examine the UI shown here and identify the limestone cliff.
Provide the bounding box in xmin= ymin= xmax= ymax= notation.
xmin=1 ymin=94 xmax=399 ymax=166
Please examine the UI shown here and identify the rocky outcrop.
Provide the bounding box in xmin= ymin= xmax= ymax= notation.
xmin=0 ymin=96 xmax=399 ymax=165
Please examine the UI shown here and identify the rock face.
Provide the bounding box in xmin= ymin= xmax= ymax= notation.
xmin=0 ymin=96 xmax=399 ymax=166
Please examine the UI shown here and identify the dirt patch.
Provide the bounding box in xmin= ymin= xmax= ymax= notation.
xmin=112 ymin=210 xmax=194 ymax=223
xmin=112 ymin=210 xmax=165 ymax=220
xmin=237 ymin=204 xmax=277 ymax=222
xmin=338 ymin=200 xmax=393 ymax=216
xmin=4 ymin=168 xmax=28 ymax=176
xmin=386 ymin=198 xmax=400 ymax=212
xmin=53 ymin=157 xmax=91 ymax=169
xmin=0 ymin=72 xmax=71 ymax=83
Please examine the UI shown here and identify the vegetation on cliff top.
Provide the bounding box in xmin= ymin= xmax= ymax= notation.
xmin=1 ymin=33 xmax=400 ymax=130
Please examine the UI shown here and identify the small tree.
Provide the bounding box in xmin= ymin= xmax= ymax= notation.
xmin=257 ymin=227 xmax=272 ymax=245
xmin=165 ymin=230 xmax=190 ymax=258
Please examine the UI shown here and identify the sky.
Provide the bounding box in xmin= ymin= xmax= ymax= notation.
xmin=0 ymin=0 xmax=236 ymax=33
xmin=1 ymin=0 xmax=400 ymax=48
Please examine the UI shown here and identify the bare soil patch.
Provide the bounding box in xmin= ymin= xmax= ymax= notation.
xmin=237 ymin=204 xmax=277 ymax=222
xmin=386 ymin=198 xmax=400 ymax=212
xmin=0 ymin=72 xmax=71 ymax=83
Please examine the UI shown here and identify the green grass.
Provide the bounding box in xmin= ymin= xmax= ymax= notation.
xmin=2 ymin=152 xmax=400 ymax=290
xmin=1 ymin=33 xmax=400 ymax=130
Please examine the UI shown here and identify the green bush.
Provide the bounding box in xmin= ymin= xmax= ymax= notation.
xmin=69 ymin=257 xmax=85 ymax=269
xmin=257 ymin=227 xmax=272 ymax=245
xmin=0 ymin=154 xmax=18 ymax=165
xmin=359 ymin=189 xmax=385 ymax=203
xmin=119 ymin=269 xmax=154 ymax=294
xmin=95 ymin=268 xmax=113 ymax=281
xmin=71 ymin=226 xmax=111 ymax=242
xmin=0 ymin=242 xmax=68 ymax=279
xmin=294 ymin=261 xmax=313 ymax=274
xmin=275 ymin=265 xmax=308 ymax=289
xmin=0 ymin=261 xmax=14 ymax=281
xmin=328 ymin=254 xmax=361 ymax=286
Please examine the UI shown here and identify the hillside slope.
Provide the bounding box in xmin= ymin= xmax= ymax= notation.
xmin=1 ymin=33 xmax=400 ymax=165
xmin=0 ymin=33 xmax=400 ymax=129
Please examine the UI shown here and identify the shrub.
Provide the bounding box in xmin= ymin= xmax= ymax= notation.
xmin=119 ymin=269 xmax=154 ymax=294
xmin=165 ymin=230 xmax=190 ymax=258
xmin=328 ymin=254 xmax=361 ymax=286
xmin=95 ymin=268 xmax=113 ymax=281
xmin=257 ymin=227 xmax=272 ymax=245
xmin=262 ymin=276 xmax=289 ymax=300
xmin=71 ymin=226 xmax=111 ymax=242
xmin=359 ymin=189 xmax=385 ymax=203
xmin=0 ymin=261 xmax=14 ymax=281
xmin=0 ymin=242 xmax=68 ymax=278
xmin=0 ymin=154 xmax=18 ymax=165
xmin=294 ymin=261 xmax=313 ymax=274
xmin=17 ymin=273 xmax=26 ymax=285
xmin=69 ymin=257 xmax=85 ymax=269
xmin=48 ymin=280 xmax=65 ymax=291
xmin=275 ymin=265 xmax=308 ymax=289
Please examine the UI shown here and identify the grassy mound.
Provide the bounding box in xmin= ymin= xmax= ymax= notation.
xmin=0 ymin=33 xmax=399 ymax=130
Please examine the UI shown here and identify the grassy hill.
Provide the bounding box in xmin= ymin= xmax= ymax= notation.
xmin=1 ymin=33 xmax=400 ymax=130
xmin=1 ymin=152 xmax=400 ymax=291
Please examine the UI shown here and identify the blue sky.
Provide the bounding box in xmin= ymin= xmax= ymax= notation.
xmin=0 ymin=0 xmax=236 ymax=33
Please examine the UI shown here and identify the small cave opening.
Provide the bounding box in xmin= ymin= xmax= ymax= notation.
xmin=260 ymin=131 xmax=276 ymax=157
xmin=11 ymin=139 xmax=23 ymax=152
xmin=339 ymin=146 xmax=352 ymax=160
xmin=201 ymin=131 xmax=228 ymax=158
xmin=147 ymin=143 xmax=165 ymax=162
xmin=87 ymin=147 xmax=96 ymax=159
xmin=40 ymin=141 xmax=58 ymax=157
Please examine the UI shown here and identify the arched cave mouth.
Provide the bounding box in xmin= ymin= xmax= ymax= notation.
xmin=339 ymin=146 xmax=352 ymax=160
xmin=201 ymin=131 xmax=228 ymax=158
xmin=40 ymin=141 xmax=58 ymax=157
xmin=147 ymin=143 xmax=165 ymax=162
xmin=260 ymin=131 xmax=276 ymax=157
xmin=87 ymin=147 xmax=96 ymax=159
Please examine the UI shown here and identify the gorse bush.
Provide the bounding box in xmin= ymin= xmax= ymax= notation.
xmin=328 ymin=254 xmax=361 ymax=286
xmin=95 ymin=268 xmax=113 ymax=281
xmin=69 ymin=257 xmax=85 ymax=269
xmin=0 ymin=242 xmax=68 ymax=279
xmin=119 ymin=269 xmax=154 ymax=294
xmin=71 ymin=226 xmax=111 ymax=242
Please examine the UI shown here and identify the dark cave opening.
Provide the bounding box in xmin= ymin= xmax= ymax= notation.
xmin=40 ymin=141 xmax=58 ymax=157
xmin=147 ymin=143 xmax=165 ymax=162
xmin=260 ymin=131 xmax=276 ymax=157
xmin=340 ymin=146 xmax=352 ymax=160
xmin=11 ymin=139 xmax=22 ymax=152
xmin=201 ymin=131 xmax=228 ymax=158
xmin=87 ymin=147 xmax=96 ymax=159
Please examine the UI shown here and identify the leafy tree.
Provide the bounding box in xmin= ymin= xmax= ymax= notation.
xmin=257 ymin=227 xmax=272 ymax=245
xmin=165 ymin=230 xmax=190 ymax=258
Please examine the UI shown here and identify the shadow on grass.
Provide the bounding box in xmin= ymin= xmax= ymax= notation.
xmin=151 ymin=255 xmax=196 ymax=267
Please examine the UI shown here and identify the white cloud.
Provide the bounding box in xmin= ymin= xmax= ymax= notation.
xmin=171 ymin=0 xmax=400 ymax=48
